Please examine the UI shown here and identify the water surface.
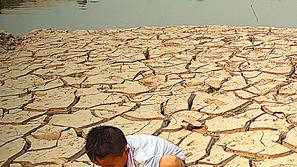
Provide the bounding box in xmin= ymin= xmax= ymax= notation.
xmin=0 ymin=0 xmax=296 ymax=36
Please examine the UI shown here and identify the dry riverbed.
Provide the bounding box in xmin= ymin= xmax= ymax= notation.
xmin=0 ymin=25 xmax=297 ymax=166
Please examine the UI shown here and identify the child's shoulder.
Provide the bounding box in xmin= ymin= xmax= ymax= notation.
xmin=126 ymin=134 xmax=158 ymax=139
xmin=126 ymin=134 xmax=166 ymax=144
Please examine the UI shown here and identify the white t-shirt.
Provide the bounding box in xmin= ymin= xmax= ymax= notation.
xmin=126 ymin=134 xmax=185 ymax=167
xmin=91 ymin=134 xmax=185 ymax=167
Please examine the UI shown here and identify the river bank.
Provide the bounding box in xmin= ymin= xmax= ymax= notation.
xmin=0 ymin=25 xmax=297 ymax=166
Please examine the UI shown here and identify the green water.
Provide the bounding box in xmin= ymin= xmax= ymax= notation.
xmin=0 ymin=0 xmax=297 ymax=36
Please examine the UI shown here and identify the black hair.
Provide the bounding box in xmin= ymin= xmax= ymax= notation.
xmin=85 ymin=126 xmax=127 ymax=161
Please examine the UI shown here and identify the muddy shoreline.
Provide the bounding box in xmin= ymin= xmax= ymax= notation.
xmin=0 ymin=25 xmax=297 ymax=166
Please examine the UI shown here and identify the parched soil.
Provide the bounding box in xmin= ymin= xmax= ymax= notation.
xmin=0 ymin=25 xmax=297 ymax=167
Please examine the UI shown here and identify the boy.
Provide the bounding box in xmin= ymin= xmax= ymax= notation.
xmin=85 ymin=126 xmax=185 ymax=167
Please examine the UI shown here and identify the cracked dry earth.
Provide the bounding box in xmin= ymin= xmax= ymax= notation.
xmin=0 ymin=25 xmax=297 ymax=167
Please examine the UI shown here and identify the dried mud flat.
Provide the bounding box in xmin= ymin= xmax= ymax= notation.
xmin=0 ymin=25 xmax=297 ymax=167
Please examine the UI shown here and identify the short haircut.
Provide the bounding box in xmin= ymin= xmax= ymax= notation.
xmin=85 ymin=126 xmax=127 ymax=161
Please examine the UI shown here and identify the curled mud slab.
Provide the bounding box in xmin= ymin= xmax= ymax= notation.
xmin=1 ymin=25 xmax=297 ymax=166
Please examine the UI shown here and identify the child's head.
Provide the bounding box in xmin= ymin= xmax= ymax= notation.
xmin=86 ymin=126 xmax=129 ymax=167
